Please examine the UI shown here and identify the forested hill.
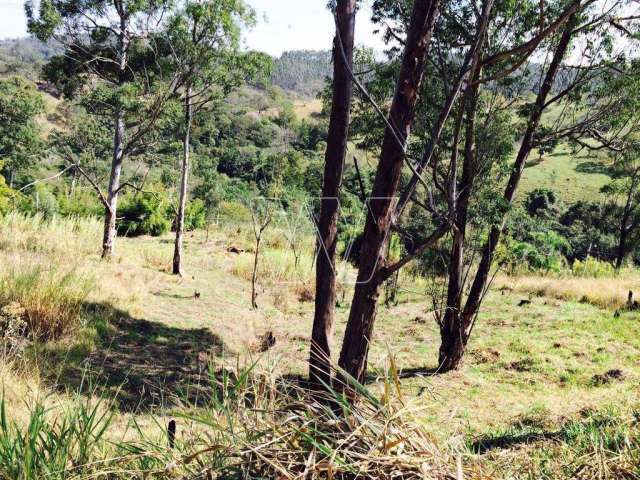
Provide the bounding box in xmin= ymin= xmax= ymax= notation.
xmin=1 ymin=38 xmax=332 ymax=97
xmin=0 ymin=38 xmax=61 ymax=78
xmin=271 ymin=50 xmax=332 ymax=96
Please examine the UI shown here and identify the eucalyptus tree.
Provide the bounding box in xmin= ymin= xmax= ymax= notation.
xmin=333 ymin=0 xmax=621 ymax=382
xmin=434 ymin=0 xmax=640 ymax=371
xmin=26 ymin=0 xmax=177 ymax=258
xmin=309 ymin=0 xmax=357 ymax=389
xmin=164 ymin=0 xmax=270 ymax=276
xmin=337 ymin=0 xmax=443 ymax=384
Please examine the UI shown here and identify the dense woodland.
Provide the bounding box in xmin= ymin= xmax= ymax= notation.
xmin=1 ymin=0 xmax=640 ymax=478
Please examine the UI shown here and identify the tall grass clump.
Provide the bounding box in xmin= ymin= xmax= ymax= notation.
xmin=0 ymin=396 xmax=113 ymax=480
xmin=571 ymin=256 xmax=616 ymax=278
xmin=0 ymin=360 xmax=455 ymax=479
xmin=0 ymin=261 xmax=94 ymax=340
xmin=0 ymin=212 xmax=101 ymax=258
xmin=167 ymin=359 xmax=452 ymax=479
xmin=497 ymin=271 xmax=640 ymax=310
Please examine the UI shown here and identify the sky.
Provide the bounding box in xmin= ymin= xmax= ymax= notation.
xmin=0 ymin=0 xmax=386 ymax=57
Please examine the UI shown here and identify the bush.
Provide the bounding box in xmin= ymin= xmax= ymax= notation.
xmin=572 ymin=256 xmax=616 ymax=278
xmin=117 ymin=193 xmax=171 ymax=237
xmin=218 ymin=200 xmax=252 ymax=224
xmin=0 ymin=170 xmax=15 ymax=215
xmin=184 ymin=198 xmax=206 ymax=231
xmin=0 ymin=261 xmax=94 ymax=340
xmin=501 ymin=231 xmax=570 ymax=273
xmin=58 ymin=188 xmax=103 ymax=217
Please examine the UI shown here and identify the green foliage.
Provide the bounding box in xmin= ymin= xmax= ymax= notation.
xmin=526 ymin=188 xmax=558 ymax=216
xmin=117 ymin=193 xmax=171 ymax=237
xmin=0 ymin=396 xmax=113 ymax=480
xmin=560 ymin=201 xmax=619 ymax=262
xmin=0 ymin=167 xmax=16 ymax=215
xmin=184 ymin=198 xmax=206 ymax=231
xmin=502 ymin=230 xmax=570 ymax=273
xmin=57 ymin=189 xmax=103 ymax=218
xmin=0 ymin=77 xmax=44 ymax=186
xmin=571 ymin=256 xmax=616 ymax=278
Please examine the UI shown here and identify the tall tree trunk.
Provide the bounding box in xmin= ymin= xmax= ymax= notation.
xmin=102 ymin=110 xmax=125 ymax=259
xmin=173 ymin=87 xmax=192 ymax=276
xmin=309 ymin=0 xmax=357 ymax=388
xmin=101 ymin=17 xmax=129 ymax=259
xmin=438 ymin=11 xmax=580 ymax=371
xmin=337 ymin=0 xmax=440 ymax=384
xmin=439 ymin=36 xmax=485 ymax=371
xmin=615 ymin=170 xmax=639 ymax=270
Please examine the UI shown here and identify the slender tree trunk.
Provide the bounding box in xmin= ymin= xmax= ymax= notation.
xmin=438 ymin=11 xmax=580 ymax=371
xmin=309 ymin=0 xmax=357 ymax=388
xmin=251 ymin=236 xmax=261 ymax=309
xmin=615 ymin=171 xmax=638 ymax=269
xmin=101 ymin=18 xmax=129 ymax=259
xmin=439 ymin=54 xmax=482 ymax=371
xmin=102 ymin=110 xmax=125 ymax=259
xmin=616 ymin=212 xmax=630 ymax=270
xmin=173 ymin=87 xmax=192 ymax=276
xmin=337 ymin=0 xmax=440 ymax=384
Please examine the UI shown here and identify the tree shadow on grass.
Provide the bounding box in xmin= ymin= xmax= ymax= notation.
xmin=575 ymin=160 xmax=614 ymax=175
xmin=55 ymin=302 xmax=228 ymax=412
xmin=469 ymin=430 xmax=563 ymax=454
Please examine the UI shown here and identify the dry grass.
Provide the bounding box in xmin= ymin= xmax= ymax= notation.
xmin=0 ymin=212 xmax=102 ymax=259
xmin=495 ymin=272 xmax=640 ymax=310
xmin=141 ymin=242 xmax=173 ymax=272
xmin=0 ymin=256 xmax=94 ymax=340
xmin=0 ymin=214 xmax=639 ymax=478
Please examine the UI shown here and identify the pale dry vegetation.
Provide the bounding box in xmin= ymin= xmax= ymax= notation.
xmin=495 ymin=271 xmax=640 ymax=310
xmin=0 ymin=214 xmax=638 ymax=479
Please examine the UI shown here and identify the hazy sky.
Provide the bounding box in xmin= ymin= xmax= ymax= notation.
xmin=0 ymin=0 xmax=386 ymax=56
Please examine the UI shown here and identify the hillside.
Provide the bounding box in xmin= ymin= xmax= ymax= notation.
xmin=271 ymin=50 xmax=332 ymax=97
xmin=1 ymin=213 xmax=638 ymax=477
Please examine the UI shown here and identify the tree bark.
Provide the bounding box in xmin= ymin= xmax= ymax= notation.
xmin=173 ymin=87 xmax=192 ymax=276
xmin=438 ymin=10 xmax=580 ymax=371
xmin=102 ymin=109 xmax=125 ymax=259
xmin=101 ymin=16 xmax=129 ymax=259
xmin=337 ymin=0 xmax=440 ymax=385
xmin=309 ymin=0 xmax=357 ymax=388
xmin=615 ymin=168 xmax=639 ymax=269
xmin=439 ymin=39 xmax=484 ymax=370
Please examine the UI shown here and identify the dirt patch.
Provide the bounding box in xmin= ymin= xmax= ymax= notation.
xmin=591 ymin=369 xmax=625 ymax=386
xmin=507 ymin=358 xmax=536 ymax=372
xmin=470 ymin=348 xmax=501 ymax=364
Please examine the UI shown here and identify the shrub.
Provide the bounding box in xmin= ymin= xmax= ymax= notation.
xmin=0 ymin=170 xmax=15 ymax=215
xmin=218 ymin=200 xmax=252 ymax=224
xmin=117 ymin=193 xmax=171 ymax=237
xmin=572 ymin=256 xmax=616 ymax=278
xmin=0 ymin=261 xmax=94 ymax=340
xmin=184 ymin=198 xmax=206 ymax=231
xmin=58 ymin=188 xmax=103 ymax=217
xmin=526 ymin=188 xmax=558 ymax=216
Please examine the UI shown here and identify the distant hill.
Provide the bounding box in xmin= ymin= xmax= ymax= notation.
xmin=271 ymin=50 xmax=332 ymax=97
xmin=1 ymin=39 xmax=332 ymax=97
xmin=0 ymin=38 xmax=61 ymax=78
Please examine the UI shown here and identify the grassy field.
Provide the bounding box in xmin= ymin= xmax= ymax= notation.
xmin=519 ymin=144 xmax=612 ymax=203
xmin=0 ymin=213 xmax=639 ymax=478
